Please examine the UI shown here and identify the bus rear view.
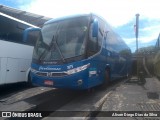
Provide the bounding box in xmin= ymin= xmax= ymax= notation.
xmin=24 ymin=14 xmax=131 ymax=89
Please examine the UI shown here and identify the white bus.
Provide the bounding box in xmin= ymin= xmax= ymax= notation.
xmin=0 ymin=12 xmax=38 ymax=85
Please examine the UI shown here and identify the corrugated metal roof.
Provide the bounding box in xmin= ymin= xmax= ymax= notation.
xmin=0 ymin=4 xmax=51 ymax=27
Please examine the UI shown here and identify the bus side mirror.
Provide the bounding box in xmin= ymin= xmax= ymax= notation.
xmin=23 ymin=27 xmax=41 ymax=42
xmin=92 ymin=19 xmax=98 ymax=38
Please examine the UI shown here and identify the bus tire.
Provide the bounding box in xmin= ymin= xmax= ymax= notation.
xmin=27 ymin=72 xmax=32 ymax=87
xmin=100 ymin=68 xmax=110 ymax=89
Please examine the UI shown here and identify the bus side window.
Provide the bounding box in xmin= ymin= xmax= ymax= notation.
xmin=97 ymin=19 xmax=104 ymax=50
xmin=88 ymin=22 xmax=98 ymax=53
xmin=88 ymin=17 xmax=106 ymax=56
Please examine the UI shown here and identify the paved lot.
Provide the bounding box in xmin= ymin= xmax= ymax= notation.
xmin=1 ymin=77 xmax=160 ymax=120
xmin=102 ymin=77 xmax=160 ymax=111
xmin=95 ymin=77 xmax=160 ymax=119
xmin=45 ymin=77 xmax=160 ymax=120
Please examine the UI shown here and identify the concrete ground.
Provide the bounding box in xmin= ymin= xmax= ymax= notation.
xmin=1 ymin=77 xmax=160 ymax=120
xmin=46 ymin=77 xmax=160 ymax=120
xmin=95 ymin=77 xmax=160 ymax=120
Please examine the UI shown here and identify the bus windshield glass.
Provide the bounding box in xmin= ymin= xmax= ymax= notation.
xmin=33 ymin=16 xmax=89 ymax=62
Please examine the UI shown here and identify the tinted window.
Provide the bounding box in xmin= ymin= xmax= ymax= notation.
xmin=88 ymin=16 xmax=105 ymax=56
xmin=0 ymin=15 xmax=35 ymax=46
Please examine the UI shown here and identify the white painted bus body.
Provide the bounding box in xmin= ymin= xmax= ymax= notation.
xmin=0 ymin=40 xmax=33 ymax=85
xmin=0 ymin=11 xmax=39 ymax=85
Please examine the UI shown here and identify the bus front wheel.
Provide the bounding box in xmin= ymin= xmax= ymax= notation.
xmin=100 ymin=69 xmax=110 ymax=89
xmin=27 ymin=72 xmax=32 ymax=87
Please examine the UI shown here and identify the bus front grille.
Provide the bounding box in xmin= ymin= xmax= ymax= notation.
xmin=51 ymin=72 xmax=68 ymax=77
xmin=35 ymin=72 xmax=68 ymax=77
xmin=36 ymin=72 xmax=48 ymax=77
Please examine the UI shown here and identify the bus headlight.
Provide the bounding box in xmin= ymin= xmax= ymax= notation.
xmin=31 ymin=68 xmax=37 ymax=73
xmin=67 ymin=63 xmax=90 ymax=75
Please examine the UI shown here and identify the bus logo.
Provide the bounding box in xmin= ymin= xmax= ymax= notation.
xmin=39 ymin=66 xmax=61 ymax=71
xmin=48 ymin=72 xmax=52 ymax=77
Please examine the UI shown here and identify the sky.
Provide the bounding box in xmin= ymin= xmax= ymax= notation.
xmin=0 ymin=0 xmax=160 ymax=52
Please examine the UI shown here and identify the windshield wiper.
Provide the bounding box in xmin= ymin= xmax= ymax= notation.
xmin=38 ymin=23 xmax=65 ymax=63
xmin=38 ymin=35 xmax=56 ymax=61
xmin=38 ymin=34 xmax=65 ymax=63
xmin=51 ymin=35 xmax=65 ymax=63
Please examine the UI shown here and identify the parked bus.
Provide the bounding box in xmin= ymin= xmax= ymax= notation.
xmin=24 ymin=13 xmax=131 ymax=89
xmin=0 ymin=12 xmax=38 ymax=86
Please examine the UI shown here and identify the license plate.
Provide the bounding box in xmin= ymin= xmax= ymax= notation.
xmin=44 ymin=80 xmax=54 ymax=86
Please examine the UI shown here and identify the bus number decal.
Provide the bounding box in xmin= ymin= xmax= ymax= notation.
xmin=67 ymin=65 xmax=73 ymax=70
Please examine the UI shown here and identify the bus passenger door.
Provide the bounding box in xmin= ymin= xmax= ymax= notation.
xmin=5 ymin=58 xmax=19 ymax=84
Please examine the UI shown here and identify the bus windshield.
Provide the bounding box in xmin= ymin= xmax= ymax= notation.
xmin=33 ymin=16 xmax=89 ymax=63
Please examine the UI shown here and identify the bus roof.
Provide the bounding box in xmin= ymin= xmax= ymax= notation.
xmin=45 ymin=13 xmax=91 ymax=25
xmin=0 ymin=12 xmax=38 ymax=28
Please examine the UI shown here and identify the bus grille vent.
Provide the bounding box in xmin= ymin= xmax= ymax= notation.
xmin=35 ymin=72 xmax=67 ymax=77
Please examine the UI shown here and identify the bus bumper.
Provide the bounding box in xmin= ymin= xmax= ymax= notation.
xmin=31 ymin=71 xmax=90 ymax=90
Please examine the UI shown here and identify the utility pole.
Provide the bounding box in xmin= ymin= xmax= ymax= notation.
xmin=135 ymin=13 xmax=140 ymax=77
xmin=135 ymin=14 xmax=140 ymax=52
